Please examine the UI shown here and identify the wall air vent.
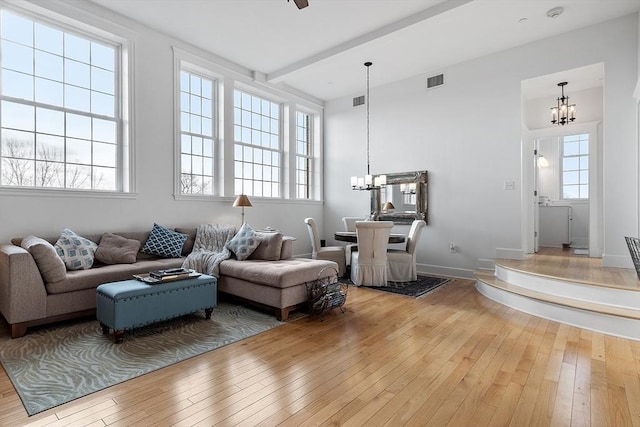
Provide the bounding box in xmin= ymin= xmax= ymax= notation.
xmin=353 ymin=95 xmax=365 ymax=107
xmin=426 ymin=73 xmax=444 ymax=90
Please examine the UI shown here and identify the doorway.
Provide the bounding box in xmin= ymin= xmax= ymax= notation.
xmin=535 ymin=133 xmax=591 ymax=255
xmin=524 ymin=123 xmax=601 ymax=258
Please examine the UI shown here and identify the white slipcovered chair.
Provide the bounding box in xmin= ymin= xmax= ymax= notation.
xmin=342 ymin=216 xmax=365 ymax=232
xmin=351 ymin=221 xmax=393 ymax=286
xmin=386 ymin=220 xmax=426 ymax=282
xmin=304 ymin=217 xmax=346 ymax=276
xmin=341 ymin=216 xmax=365 ymax=266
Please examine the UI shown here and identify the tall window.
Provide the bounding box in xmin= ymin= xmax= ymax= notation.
xmin=561 ymin=133 xmax=589 ymax=199
xmin=233 ymin=89 xmax=280 ymax=197
xmin=179 ymin=70 xmax=214 ymax=195
xmin=0 ymin=9 xmax=122 ymax=190
xmin=295 ymin=111 xmax=311 ymax=199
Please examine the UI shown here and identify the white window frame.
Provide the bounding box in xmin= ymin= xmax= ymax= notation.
xmin=295 ymin=110 xmax=312 ymax=199
xmin=0 ymin=3 xmax=134 ymax=196
xmin=560 ymin=133 xmax=589 ymax=200
xmin=232 ymin=88 xmax=282 ymax=198
xmin=175 ymin=63 xmax=217 ymax=197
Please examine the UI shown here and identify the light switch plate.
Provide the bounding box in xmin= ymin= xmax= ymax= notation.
xmin=504 ymin=181 xmax=515 ymax=190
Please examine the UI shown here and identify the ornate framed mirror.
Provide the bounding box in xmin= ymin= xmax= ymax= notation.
xmin=370 ymin=170 xmax=428 ymax=224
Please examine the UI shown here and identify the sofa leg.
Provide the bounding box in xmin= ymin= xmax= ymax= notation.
xmin=275 ymin=307 xmax=290 ymax=321
xmin=100 ymin=323 xmax=109 ymax=335
xmin=114 ymin=330 xmax=124 ymax=344
xmin=10 ymin=323 xmax=27 ymax=339
xmin=204 ymin=307 xmax=213 ymax=319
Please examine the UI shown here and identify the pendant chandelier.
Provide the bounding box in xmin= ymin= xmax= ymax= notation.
xmin=550 ymin=82 xmax=576 ymax=125
xmin=351 ymin=61 xmax=386 ymax=190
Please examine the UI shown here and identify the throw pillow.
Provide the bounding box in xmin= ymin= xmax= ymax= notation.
xmin=21 ymin=235 xmax=67 ymax=282
xmin=248 ymin=232 xmax=283 ymax=261
xmin=95 ymin=233 xmax=141 ymax=264
xmin=226 ymin=223 xmax=260 ymax=261
xmin=54 ymin=229 xmax=98 ymax=270
xmin=141 ymin=223 xmax=188 ymax=258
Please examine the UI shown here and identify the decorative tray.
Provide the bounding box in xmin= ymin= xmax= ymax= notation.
xmin=133 ymin=270 xmax=200 ymax=284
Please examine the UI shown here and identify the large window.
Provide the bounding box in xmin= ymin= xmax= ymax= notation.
xmin=233 ymin=89 xmax=280 ymax=197
xmin=0 ymin=9 xmax=123 ymax=190
xmin=561 ymin=133 xmax=589 ymax=199
xmin=295 ymin=111 xmax=312 ymax=199
xmin=179 ymin=70 xmax=215 ymax=195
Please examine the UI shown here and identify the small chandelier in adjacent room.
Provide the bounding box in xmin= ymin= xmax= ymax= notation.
xmin=550 ymin=82 xmax=576 ymax=125
xmin=351 ymin=61 xmax=386 ymax=191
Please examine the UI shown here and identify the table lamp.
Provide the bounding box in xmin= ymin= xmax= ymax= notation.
xmin=233 ymin=194 xmax=252 ymax=223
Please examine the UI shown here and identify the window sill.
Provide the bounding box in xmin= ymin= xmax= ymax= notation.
xmin=0 ymin=187 xmax=138 ymax=199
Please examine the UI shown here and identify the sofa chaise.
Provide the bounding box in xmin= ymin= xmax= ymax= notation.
xmin=0 ymin=225 xmax=338 ymax=338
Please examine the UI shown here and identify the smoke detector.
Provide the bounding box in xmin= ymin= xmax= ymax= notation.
xmin=546 ymin=7 xmax=564 ymax=18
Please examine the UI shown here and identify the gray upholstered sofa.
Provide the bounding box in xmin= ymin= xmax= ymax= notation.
xmin=0 ymin=226 xmax=337 ymax=338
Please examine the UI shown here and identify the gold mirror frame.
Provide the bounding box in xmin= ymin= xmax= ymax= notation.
xmin=370 ymin=170 xmax=428 ymax=224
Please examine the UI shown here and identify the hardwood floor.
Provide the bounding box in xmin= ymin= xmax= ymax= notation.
xmin=1 ymin=279 xmax=639 ymax=426
xmin=497 ymin=246 xmax=640 ymax=292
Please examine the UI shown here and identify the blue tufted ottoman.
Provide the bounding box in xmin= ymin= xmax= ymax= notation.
xmin=96 ymin=275 xmax=217 ymax=343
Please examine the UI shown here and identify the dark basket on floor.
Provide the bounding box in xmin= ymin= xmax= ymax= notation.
xmin=306 ymin=266 xmax=348 ymax=316
xmin=625 ymin=236 xmax=640 ymax=280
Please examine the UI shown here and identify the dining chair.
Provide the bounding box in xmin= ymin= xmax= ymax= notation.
xmin=304 ymin=218 xmax=346 ymax=276
xmin=386 ymin=219 xmax=426 ymax=282
xmin=342 ymin=217 xmax=365 ymax=232
xmin=341 ymin=216 xmax=365 ymax=267
xmin=350 ymin=221 xmax=393 ymax=286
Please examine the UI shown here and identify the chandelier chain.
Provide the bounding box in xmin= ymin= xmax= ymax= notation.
xmin=366 ymin=62 xmax=371 ymax=176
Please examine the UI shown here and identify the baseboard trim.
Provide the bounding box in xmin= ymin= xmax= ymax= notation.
xmin=602 ymin=254 xmax=634 ymax=269
xmin=477 ymin=258 xmax=495 ymax=271
xmin=418 ymin=263 xmax=475 ymax=279
xmin=495 ymin=248 xmax=524 ymax=260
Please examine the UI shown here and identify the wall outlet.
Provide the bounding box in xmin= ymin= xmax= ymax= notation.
xmin=503 ymin=181 xmax=515 ymax=190
xmin=449 ymin=242 xmax=456 ymax=253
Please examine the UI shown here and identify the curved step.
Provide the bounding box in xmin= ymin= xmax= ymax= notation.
xmin=494 ymin=262 xmax=639 ymax=310
xmin=475 ymin=271 xmax=640 ymax=320
xmin=475 ymin=271 xmax=640 ymax=341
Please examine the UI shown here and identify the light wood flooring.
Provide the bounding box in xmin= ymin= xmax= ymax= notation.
xmin=497 ymin=247 xmax=640 ymax=292
xmin=1 ymin=278 xmax=639 ymax=426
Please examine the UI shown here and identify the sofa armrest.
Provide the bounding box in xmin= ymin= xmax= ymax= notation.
xmin=0 ymin=244 xmax=47 ymax=324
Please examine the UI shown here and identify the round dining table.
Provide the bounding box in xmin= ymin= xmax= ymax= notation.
xmin=334 ymin=231 xmax=406 ymax=244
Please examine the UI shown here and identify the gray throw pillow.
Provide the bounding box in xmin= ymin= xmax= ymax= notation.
xmin=21 ymin=235 xmax=67 ymax=283
xmin=248 ymin=232 xmax=283 ymax=261
xmin=95 ymin=233 xmax=141 ymax=264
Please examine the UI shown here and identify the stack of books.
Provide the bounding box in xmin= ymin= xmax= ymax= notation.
xmin=149 ymin=268 xmax=192 ymax=281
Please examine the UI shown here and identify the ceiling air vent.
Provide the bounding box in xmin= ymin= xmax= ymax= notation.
xmin=426 ymin=73 xmax=444 ymax=90
xmin=353 ymin=95 xmax=365 ymax=107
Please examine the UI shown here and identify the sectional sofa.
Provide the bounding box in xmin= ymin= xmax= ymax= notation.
xmin=0 ymin=225 xmax=338 ymax=338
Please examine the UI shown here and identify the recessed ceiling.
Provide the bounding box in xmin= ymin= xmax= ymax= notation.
xmin=87 ymin=0 xmax=639 ymax=102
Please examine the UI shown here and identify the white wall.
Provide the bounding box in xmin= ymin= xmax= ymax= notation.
xmin=0 ymin=1 xmax=323 ymax=255
xmin=324 ymin=13 xmax=638 ymax=276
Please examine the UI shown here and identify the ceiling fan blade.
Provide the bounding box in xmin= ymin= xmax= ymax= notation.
xmin=293 ymin=0 xmax=309 ymax=9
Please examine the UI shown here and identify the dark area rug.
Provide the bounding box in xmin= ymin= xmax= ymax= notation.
xmin=345 ymin=275 xmax=451 ymax=298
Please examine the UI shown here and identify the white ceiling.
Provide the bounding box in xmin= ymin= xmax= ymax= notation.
xmin=88 ymin=0 xmax=639 ymax=102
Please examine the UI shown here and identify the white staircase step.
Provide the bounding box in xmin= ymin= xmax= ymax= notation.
xmin=475 ymin=269 xmax=640 ymax=341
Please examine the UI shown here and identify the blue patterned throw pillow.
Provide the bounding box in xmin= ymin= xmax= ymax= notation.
xmin=142 ymin=223 xmax=188 ymax=258
xmin=54 ymin=229 xmax=98 ymax=270
xmin=226 ymin=223 xmax=260 ymax=261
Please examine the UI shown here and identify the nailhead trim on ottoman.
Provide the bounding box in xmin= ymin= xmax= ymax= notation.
xmin=96 ymin=275 xmax=217 ymax=343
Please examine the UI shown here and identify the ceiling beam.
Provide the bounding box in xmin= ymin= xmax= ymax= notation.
xmin=266 ymin=0 xmax=474 ymax=83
